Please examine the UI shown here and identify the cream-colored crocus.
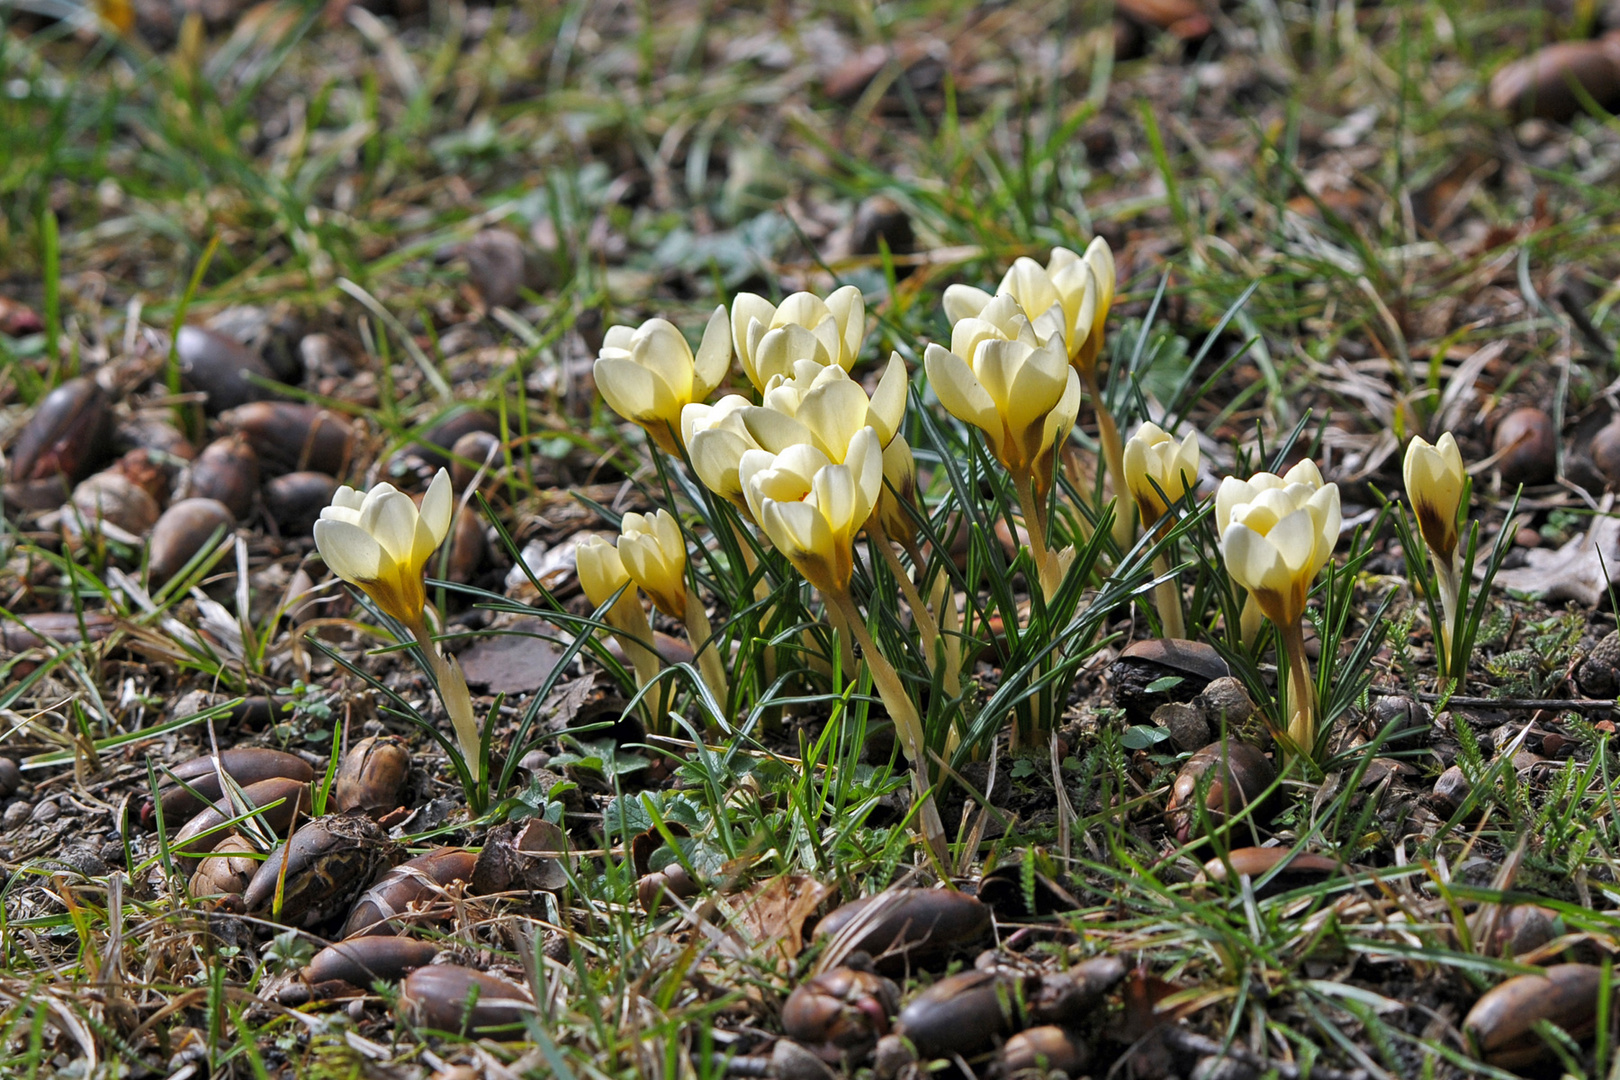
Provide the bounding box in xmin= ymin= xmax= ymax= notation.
xmin=1215 ymin=460 xmax=1325 ymax=646
xmin=618 ymin=510 xmax=728 ymax=704
xmin=595 ymin=307 xmax=731 ymax=454
xmin=1403 ymin=432 xmax=1467 ymax=673
xmin=731 ymin=286 xmax=866 ymax=391
xmin=741 ymin=426 xmax=946 ymax=863
xmin=744 ymin=354 xmax=908 ymax=462
xmin=315 ymin=469 xmax=482 ymax=783
xmin=1219 ymin=477 xmax=1341 ymax=756
xmin=577 ymin=534 xmax=666 ymax=727
xmin=924 ymin=308 xmax=1079 ymax=596
xmin=1123 ymin=422 xmax=1200 ymax=639
xmin=683 ymin=395 xmax=762 ymax=513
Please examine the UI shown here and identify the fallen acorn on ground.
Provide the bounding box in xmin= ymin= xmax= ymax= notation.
xmin=3 ymin=376 xmax=114 ymax=508
xmin=813 ymin=887 xmax=991 ymax=972
xmin=148 ymin=747 xmax=315 ymax=827
xmin=1193 ymin=847 xmax=1345 ymax=898
xmin=169 ymin=776 xmax=311 ymax=868
xmin=1165 ymin=741 xmax=1277 ymax=842
xmin=341 ymin=846 xmax=478 ymax=938
xmin=781 ymin=963 xmax=900 ymax=1063
xmin=1000 ymin=1024 xmax=1090 ymax=1075
xmin=1464 ymin=963 xmax=1606 ymax=1068
xmin=224 ymin=401 xmax=355 ymax=475
xmin=243 ymin=813 xmax=402 ymax=927
xmin=189 ymin=835 xmax=260 ymax=898
xmin=147 ymin=498 xmax=235 ymax=583
xmin=399 ymin=964 xmax=535 ymax=1034
xmin=181 ymin=434 xmax=259 ymax=520
xmin=332 ymin=735 xmax=411 ymax=817
xmin=286 ymin=936 xmax=441 ymax=1002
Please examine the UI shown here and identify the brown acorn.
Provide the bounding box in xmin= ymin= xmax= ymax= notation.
xmin=1194 ymin=847 xmax=1343 ymax=898
xmin=153 ymin=747 xmax=315 ymax=826
xmin=1109 ymin=638 xmax=1231 ymax=724
xmin=183 ymin=435 xmax=259 ymax=520
xmin=176 ymin=325 xmax=279 ymax=414
xmin=1465 ymin=964 xmax=1605 ymax=1067
xmin=449 ymin=430 xmax=503 ymax=492
xmin=169 ymin=776 xmax=311 ymax=867
xmin=1493 ymin=407 xmax=1558 ymax=487
xmin=814 ymin=888 xmax=991 ymax=972
xmin=332 ymin=736 xmax=411 ymax=817
xmin=148 ymin=498 xmax=234 ymax=583
xmin=399 ymin=965 xmax=535 ymax=1034
xmin=1165 ymin=741 xmax=1276 ymax=842
xmin=637 ymin=864 xmax=699 ymax=914
xmin=783 ymin=966 xmax=901 ymax=1063
xmin=5 ymin=377 xmax=114 ymax=507
xmin=223 ymin=402 xmax=354 ymax=475
xmin=1489 ymin=39 xmax=1620 ymax=123
xmin=64 ymin=469 xmax=161 ymax=538
xmin=341 ymin=847 xmax=478 ymax=937
xmin=1001 ymin=1025 xmax=1090 ymax=1075
xmin=895 ymin=970 xmax=1024 ymax=1060
xmin=263 ymin=471 xmax=339 ymax=535
xmin=303 ymin=936 xmax=440 ymax=990
xmin=243 ymin=814 xmax=401 ymax=928
xmin=189 ymin=835 xmax=260 ymax=898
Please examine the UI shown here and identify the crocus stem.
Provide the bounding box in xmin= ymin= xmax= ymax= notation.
xmin=824 ymin=595 xmax=857 ymax=677
xmin=869 ymin=517 xmax=940 ymax=661
xmin=1015 ymin=472 xmax=1062 ymax=600
xmin=827 ymin=588 xmax=949 ymax=865
xmin=405 ymin=614 xmax=482 ymax=785
xmin=1432 ymin=558 xmax=1461 ymax=688
xmin=1151 ymin=553 xmax=1186 ymax=640
xmin=604 ymin=599 xmax=667 ymax=732
xmin=1277 ymin=618 xmax=1317 ymax=759
xmin=682 ymin=600 xmax=729 ymax=706
xmin=1082 ymin=366 xmax=1133 ymax=551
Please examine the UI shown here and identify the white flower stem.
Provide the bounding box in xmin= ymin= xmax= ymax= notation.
xmin=869 ymin=517 xmax=940 ymax=662
xmin=1015 ymin=472 xmax=1062 ymax=600
xmin=605 ymin=600 xmax=669 ymax=732
xmin=1278 ymin=618 xmax=1318 ymax=759
xmin=1432 ymin=556 xmax=1462 ymax=688
xmin=406 ymin=614 xmax=482 ymax=785
xmin=1151 ymin=553 xmax=1186 ymax=640
xmin=1082 ymin=366 xmax=1133 ymax=552
xmin=827 ymin=587 xmax=949 ymax=865
xmin=682 ymin=600 xmax=729 ymax=706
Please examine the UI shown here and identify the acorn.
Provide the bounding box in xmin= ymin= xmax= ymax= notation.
xmin=64 ymin=468 xmax=160 ymax=538
xmin=895 ymin=970 xmax=1023 ymax=1060
xmin=182 ymin=435 xmax=259 ymax=520
xmin=813 ymin=888 xmax=991 ymax=972
xmin=341 ymin=847 xmax=478 ymax=937
xmin=1493 ymin=407 xmax=1557 ymax=487
xmin=264 ymin=471 xmax=339 ymax=535
xmin=1193 ymin=847 xmax=1343 ymax=898
xmin=1489 ymin=39 xmax=1620 ymax=123
xmin=0 ymin=611 xmax=117 ymax=652
xmin=169 ymin=776 xmax=311 ymax=867
xmin=1109 ymin=638 xmax=1231 ymax=724
xmin=175 ymin=325 xmax=279 ymax=414
xmin=332 ymin=736 xmax=411 ymax=817
xmin=4 ymin=377 xmax=114 ymax=507
xmin=449 ymin=430 xmax=503 ymax=492
xmin=399 ymin=965 xmax=535 ymax=1034
xmin=1465 ymin=964 xmax=1604 ymax=1067
xmin=147 ymin=498 xmax=234 ymax=583
xmin=242 ymin=814 xmax=402 ymax=928
xmin=446 ymin=505 xmax=486 ymax=583
xmin=782 ymin=966 xmax=901 ymax=1063
xmin=303 ymin=936 xmax=440 ymax=992
xmin=223 ymin=402 xmax=354 ymax=475
xmin=0 ymin=758 xmax=19 ymax=798
xmin=1588 ymin=419 xmax=1620 ymax=491
xmin=189 ymin=834 xmax=260 ymax=898
xmin=152 ymin=747 xmax=315 ymax=826
xmin=637 ymin=864 xmax=700 ymax=914
xmin=1000 ymin=1025 xmax=1090 ymax=1075
xmin=1165 ymin=741 xmax=1276 ymax=842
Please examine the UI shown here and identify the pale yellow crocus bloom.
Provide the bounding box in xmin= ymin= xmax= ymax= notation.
xmin=315 ymin=470 xmax=482 ymax=781
xmin=1219 ymin=478 xmax=1341 ymax=756
xmin=730 ymin=286 xmax=866 ymax=391
xmin=595 ymin=308 xmax=731 ymax=454
xmin=618 ymin=510 xmax=728 ymax=704
xmin=1215 ymin=460 xmax=1326 ymax=647
xmin=1123 ymin=421 xmax=1200 ymax=639
xmin=1403 ymin=432 xmax=1467 ymax=674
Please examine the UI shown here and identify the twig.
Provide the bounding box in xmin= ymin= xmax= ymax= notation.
xmin=1368 ymin=687 xmax=1615 ymax=712
xmin=1161 ymin=1026 xmax=1369 ymax=1080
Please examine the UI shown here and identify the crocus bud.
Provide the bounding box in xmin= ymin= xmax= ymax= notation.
xmin=1123 ymin=421 xmax=1200 ymax=525
xmin=576 ymin=535 xmax=634 ymax=614
xmin=594 ymin=308 xmax=731 ymax=454
xmin=1403 ymin=432 xmax=1465 ymax=568
xmin=739 ymin=427 xmax=883 ymax=596
xmin=683 ymin=395 xmax=761 ymax=511
xmin=878 ymin=434 xmax=920 ymax=544
xmin=730 ymin=286 xmax=866 ymax=391
xmin=314 ymin=469 xmax=453 ymax=626
xmin=743 ymin=354 xmax=908 ymax=460
xmin=942 ymin=240 xmax=1114 ymax=373
xmin=617 ymin=509 xmax=687 ymax=619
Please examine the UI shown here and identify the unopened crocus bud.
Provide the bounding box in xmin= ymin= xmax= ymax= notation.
xmin=618 ymin=510 xmax=687 ymax=619
xmin=1403 ymin=432 xmax=1465 ymax=568
xmin=1123 ymin=421 xmax=1199 ymax=526
xmin=314 ymin=469 xmax=452 ymax=626
xmin=594 ymin=308 xmax=731 ymax=454
xmin=1219 ymin=481 xmax=1341 ymax=630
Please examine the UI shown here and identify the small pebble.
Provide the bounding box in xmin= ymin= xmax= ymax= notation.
xmin=1515 ymin=527 xmax=1542 ymax=548
xmin=1152 ymin=701 xmax=1210 ymax=752
xmin=1433 ymin=765 xmax=1470 ymax=807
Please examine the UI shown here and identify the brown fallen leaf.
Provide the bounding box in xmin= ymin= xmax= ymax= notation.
xmin=721 ymin=873 xmax=833 ymax=972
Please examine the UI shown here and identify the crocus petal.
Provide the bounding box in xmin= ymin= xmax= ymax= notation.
xmin=867 ymin=353 xmax=908 ymax=445
xmin=691 ymin=305 xmax=732 ymax=398
xmin=924 ymin=343 xmax=1000 ymax=440
xmin=314 ymin=518 xmax=384 ymax=584
xmin=360 ymin=487 xmax=420 ymax=563
xmin=943 ymin=284 xmax=993 ymax=325
xmin=419 ymin=469 xmax=453 ymax=548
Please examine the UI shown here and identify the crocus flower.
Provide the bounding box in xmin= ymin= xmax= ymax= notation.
xmin=683 ymin=395 xmax=762 ymax=512
xmin=1123 ymin=421 xmax=1199 ymax=638
xmin=594 ymin=308 xmax=731 ymax=454
xmin=1219 ymin=472 xmax=1341 ymax=755
xmin=617 ymin=510 xmax=688 ymax=620
xmin=731 ymin=286 xmax=866 ymax=391
xmin=743 ymin=354 xmax=907 ymax=459
xmin=315 ymin=469 xmax=453 ymax=626
xmin=577 ymin=534 xmax=666 ymax=722
xmin=1403 ymin=432 xmax=1468 ymax=673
